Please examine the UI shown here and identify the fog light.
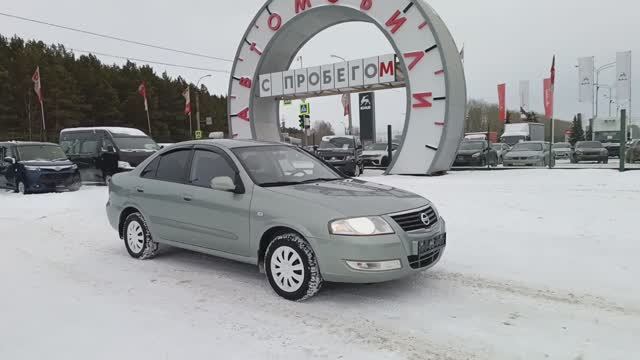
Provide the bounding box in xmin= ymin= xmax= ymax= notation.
xmin=346 ymin=260 xmax=402 ymax=271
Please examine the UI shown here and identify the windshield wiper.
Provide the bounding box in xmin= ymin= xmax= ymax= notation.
xmin=260 ymin=178 xmax=341 ymax=187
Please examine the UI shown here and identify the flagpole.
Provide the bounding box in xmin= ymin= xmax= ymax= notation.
xmin=188 ymin=113 xmax=193 ymax=139
xmin=145 ymin=107 xmax=152 ymax=137
xmin=40 ymin=99 xmax=47 ymax=142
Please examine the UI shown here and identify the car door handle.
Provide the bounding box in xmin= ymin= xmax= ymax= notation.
xmin=136 ymin=187 xmax=144 ymax=193
xmin=183 ymin=195 xmax=193 ymax=202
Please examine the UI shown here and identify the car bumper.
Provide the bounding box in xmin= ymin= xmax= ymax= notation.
xmin=309 ymin=218 xmax=446 ymax=283
xmin=574 ymin=155 xmax=607 ymax=161
xmin=453 ymin=158 xmax=483 ymax=167
xmin=553 ymin=152 xmax=571 ymax=159
xmin=363 ymin=157 xmax=384 ymax=167
xmin=24 ymin=171 xmax=81 ymax=192
xmin=503 ymin=158 xmax=542 ymax=166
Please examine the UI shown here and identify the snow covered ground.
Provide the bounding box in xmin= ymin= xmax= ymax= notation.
xmin=1 ymin=169 xmax=639 ymax=360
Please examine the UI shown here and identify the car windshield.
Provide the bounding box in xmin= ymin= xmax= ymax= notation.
xmin=577 ymin=141 xmax=603 ymax=149
xmin=112 ymin=136 xmax=159 ymax=151
xmin=553 ymin=143 xmax=571 ymax=149
xmin=233 ymin=145 xmax=342 ymax=187
xmin=512 ymin=143 xmax=543 ymax=151
xmin=459 ymin=142 xmax=485 ymax=150
xmin=319 ymin=137 xmax=354 ymax=149
xmin=366 ymin=143 xmax=388 ymax=151
xmin=17 ymin=144 xmax=68 ymax=162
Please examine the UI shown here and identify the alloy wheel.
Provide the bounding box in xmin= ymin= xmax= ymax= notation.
xmin=269 ymin=246 xmax=305 ymax=293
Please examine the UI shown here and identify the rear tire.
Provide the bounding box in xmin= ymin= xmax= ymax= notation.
xmin=123 ymin=213 xmax=159 ymax=260
xmin=265 ymin=233 xmax=323 ymax=301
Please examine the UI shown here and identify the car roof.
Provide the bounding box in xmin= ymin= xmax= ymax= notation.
xmin=60 ymin=127 xmax=148 ymax=137
xmin=0 ymin=141 xmax=59 ymax=146
xmin=179 ymin=139 xmax=289 ymax=149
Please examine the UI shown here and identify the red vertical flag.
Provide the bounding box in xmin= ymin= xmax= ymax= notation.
xmin=32 ymin=66 xmax=44 ymax=103
xmin=543 ymin=78 xmax=554 ymax=118
xmin=182 ymin=88 xmax=192 ymax=115
xmin=138 ymin=82 xmax=149 ymax=111
xmin=497 ymin=83 xmax=507 ymax=122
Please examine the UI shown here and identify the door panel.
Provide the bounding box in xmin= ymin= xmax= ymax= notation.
xmin=181 ymin=149 xmax=251 ymax=255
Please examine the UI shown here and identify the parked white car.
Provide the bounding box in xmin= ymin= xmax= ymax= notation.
xmin=362 ymin=143 xmax=399 ymax=167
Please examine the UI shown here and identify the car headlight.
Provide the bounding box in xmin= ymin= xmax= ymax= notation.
xmin=329 ymin=216 xmax=395 ymax=236
xmin=25 ymin=166 xmax=41 ymax=171
xmin=472 ymin=152 xmax=481 ymax=158
xmin=71 ymin=164 xmax=78 ymax=170
xmin=118 ymin=161 xmax=134 ymax=170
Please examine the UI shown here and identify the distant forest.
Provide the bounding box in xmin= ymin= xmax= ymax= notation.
xmin=0 ymin=35 xmax=228 ymax=143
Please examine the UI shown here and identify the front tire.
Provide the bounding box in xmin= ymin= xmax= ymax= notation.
xmin=352 ymin=164 xmax=361 ymax=177
xmin=123 ymin=213 xmax=159 ymax=260
xmin=265 ymin=233 xmax=323 ymax=301
xmin=16 ymin=180 xmax=27 ymax=194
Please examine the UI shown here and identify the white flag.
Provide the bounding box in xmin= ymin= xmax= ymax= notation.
xmin=616 ymin=51 xmax=632 ymax=103
xmin=519 ymin=80 xmax=530 ymax=113
xmin=578 ymin=57 xmax=594 ymax=103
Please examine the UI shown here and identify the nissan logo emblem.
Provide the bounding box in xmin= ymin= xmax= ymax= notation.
xmin=420 ymin=212 xmax=431 ymax=226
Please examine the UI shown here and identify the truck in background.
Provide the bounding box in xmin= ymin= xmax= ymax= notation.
xmin=465 ymin=132 xmax=498 ymax=143
xmin=500 ymin=123 xmax=545 ymax=146
xmin=592 ymin=117 xmax=621 ymax=157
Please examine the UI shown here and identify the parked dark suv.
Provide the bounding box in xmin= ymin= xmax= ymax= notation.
xmin=60 ymin=127 xmax=159 ymax=184
xmin=315 ymin=136 xmax=364 ymax=177
xmin=453 ymin=140 xmax=499 ymax=167
xmin=0 ymin=141 xmax=81 ymax=194
xmin=571 ymin=141 xmax=609 ymax=164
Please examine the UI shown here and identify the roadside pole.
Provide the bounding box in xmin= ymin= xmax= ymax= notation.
xmin=549 ymin=118 xmax=555 ymax=169
xmin=387 ymin=125 xmax=393 ymax=167
xmin=620 ymin=110 xmax=626 ymax=172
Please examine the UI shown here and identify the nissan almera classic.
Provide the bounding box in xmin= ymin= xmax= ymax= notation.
xmin=106 ymin=140 xmax=447 ymax=301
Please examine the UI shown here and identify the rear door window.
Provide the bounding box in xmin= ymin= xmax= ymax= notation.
xmin=155 ymin=149 xmax=191 ymax=183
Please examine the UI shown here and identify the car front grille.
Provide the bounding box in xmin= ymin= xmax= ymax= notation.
xmin=390 ymin=206 xmax=438 ymax=232
xmin=408 ymin=250 xmax=442 ymax=269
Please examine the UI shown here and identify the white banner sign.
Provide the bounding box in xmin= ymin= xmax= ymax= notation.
xmin=616 ymin=51 xmax=632 ymax=103
xmin=259 ymin=54 xmax=397 ymax=98
xmin=578 ymin=56 xmax=594 ymax=103
xmin=519 ymin=80 xmax=530 ymax=112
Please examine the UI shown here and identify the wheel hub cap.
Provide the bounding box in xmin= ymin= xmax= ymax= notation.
xmin=126 ymin=221 xmax=144 ymax=254
xmin=270 ymin=246 xmax=304 ymax=292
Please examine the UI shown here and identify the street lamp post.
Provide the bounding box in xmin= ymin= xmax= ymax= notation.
xmin=330 ymin=54 xmax=353 ymax=136
xmin=594 ymin=62 xmax=616 ymax=122
xmin=196 ymin=74 xmax=213 ymax=135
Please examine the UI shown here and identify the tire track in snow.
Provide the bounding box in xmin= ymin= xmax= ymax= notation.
xmin=425 ymin=270 xmax=639 ymax=316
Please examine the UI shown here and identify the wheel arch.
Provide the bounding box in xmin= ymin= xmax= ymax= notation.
xmin=118 ymin=206 xmax=142 ymax=239
xmin=257 ymin=226 xmax=304 ymax=273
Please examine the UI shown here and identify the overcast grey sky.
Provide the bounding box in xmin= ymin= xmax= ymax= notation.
xmin=1 ymin=0 xmax=638 ymax=136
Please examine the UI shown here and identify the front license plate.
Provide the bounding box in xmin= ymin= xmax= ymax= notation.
xmin=418 ymin=234 xmax=446 ymax=254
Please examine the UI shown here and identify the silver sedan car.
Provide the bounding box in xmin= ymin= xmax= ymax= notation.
xmin=106 ymin=140 xmax=446 ymax=301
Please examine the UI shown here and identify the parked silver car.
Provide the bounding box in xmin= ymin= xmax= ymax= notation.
xmin=106 ymin=140 xmax=446 ymax=301
xmin=552 ymin=142 xmax=572 ymax=159
xmin=503 ymin=141 xmax=550 ymax=167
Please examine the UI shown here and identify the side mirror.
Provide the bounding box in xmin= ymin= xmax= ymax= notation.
xmin=3 ymin=157 xmax=15 ymax=165
xmin=210 ymin=176 xmax=238 ymax=193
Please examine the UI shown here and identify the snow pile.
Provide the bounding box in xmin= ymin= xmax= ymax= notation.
xmin=1 ymin=169 xmax=639 ymax=359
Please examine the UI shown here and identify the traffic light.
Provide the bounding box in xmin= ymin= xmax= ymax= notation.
xmin=299 ymin=115 xmax=305 ymax=129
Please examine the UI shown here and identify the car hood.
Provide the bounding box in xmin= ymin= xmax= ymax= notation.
xmin=505 ymin=151 xmax=542 ymax=157
xmin=553 ymin=148 xmax=571 ymax=152
xmin=457 ymin=149 xmax=482 ymax=156
xmin=19 ymin=160 xmax=74 ymax=167
xmin=264 ymin=179 xmax=429 ymax=216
